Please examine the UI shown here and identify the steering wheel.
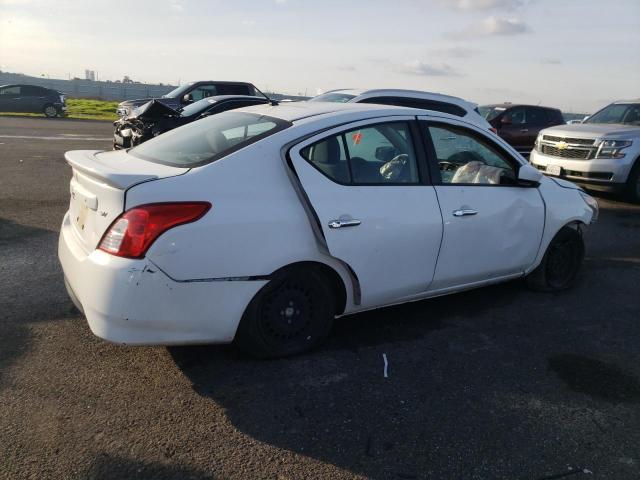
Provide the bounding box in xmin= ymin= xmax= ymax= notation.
xmin=438 ymin=161 xmax=460 ymax=172
xmin=447 ymin=150 xmax=486 ymax=165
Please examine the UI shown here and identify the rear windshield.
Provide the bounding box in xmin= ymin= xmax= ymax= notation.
xmin=309 ymin=92 xmax=356 ymax=103
xmin=478 ymin=106 xmax=506 ymax=121
xmin=130 ymin=111 xmax=291 ymax=167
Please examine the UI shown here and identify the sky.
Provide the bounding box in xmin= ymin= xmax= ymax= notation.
xmin=0 ymin=0 xmax=639 ymax=113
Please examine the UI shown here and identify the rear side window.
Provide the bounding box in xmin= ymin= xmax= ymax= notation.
xmin=216 ymin=84 xmax=251 ymax=96
xmin=130 ymin=111 xmax=290 ymax=167
xmin=0 ymin=86 xmax=20 ymax=95
xmin=360 ymin=96 xmax=467 ymax=117
xmin=300 ymin=122 xmax=420 ymax=185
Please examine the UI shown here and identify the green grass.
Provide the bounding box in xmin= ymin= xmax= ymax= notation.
xmin=0 ymin=98 xmax=119 ymax=121
xmin=65 ymin=99 xmax=119 ymax=121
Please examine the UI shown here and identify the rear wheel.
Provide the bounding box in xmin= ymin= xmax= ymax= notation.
xmin=43 ymin=104 xmax=58 ymax=118
xmin=526 ymin=226 xmax=584 ymax=291
xmin=626 ymin=161 xmax=640 ymax=203
xmin=235 ymin=267 xmax=336 ymax=358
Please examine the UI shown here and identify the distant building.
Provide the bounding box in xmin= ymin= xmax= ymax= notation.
xmin=84 ymin=69 xmax=96 ymax=81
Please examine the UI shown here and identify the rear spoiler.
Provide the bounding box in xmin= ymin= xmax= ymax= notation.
xmin=64 ymin=150 xmax=168 ymax=189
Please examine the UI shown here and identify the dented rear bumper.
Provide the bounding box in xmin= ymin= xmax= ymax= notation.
xmin=58 ymin=212 xmax=266 ymax=346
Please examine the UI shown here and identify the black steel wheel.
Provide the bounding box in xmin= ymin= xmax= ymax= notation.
xmin=235 ymin=267 xmax=336 ymax=358
xmin=526 ymin=226 xmax=584 ymax=291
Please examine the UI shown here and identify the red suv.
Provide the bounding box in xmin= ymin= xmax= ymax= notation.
xmin=479 ymin=103 xmax=565 ymax=156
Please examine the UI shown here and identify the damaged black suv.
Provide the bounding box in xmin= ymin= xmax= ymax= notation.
xmin=116 ymin=81 xmax=261 ymax=118
xmin=113 ymin=94 xmax=269 ymax=149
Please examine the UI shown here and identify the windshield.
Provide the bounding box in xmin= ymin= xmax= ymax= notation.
xmin=308 ymin=92 xmax=357 ymax=103
xmin=478 ymin=106 xmax=506 ymax=121
xmin=162 ymin=84 xmax=191 ymax=98
xmin=130 ymin=111 xmax=291 ymax=167
xmin=585 ymin=103 xmax=640 ymax=125
xmin=179 ymin=98 xmax=216 ymax=117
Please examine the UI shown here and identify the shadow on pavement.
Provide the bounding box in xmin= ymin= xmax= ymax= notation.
xmin=85 ymin=454 xmax=214 ymax=480
xmin=0 ymin=218 xmax=78 ymax=385
xmin=168 ymin=283 xmax=531 ymax=479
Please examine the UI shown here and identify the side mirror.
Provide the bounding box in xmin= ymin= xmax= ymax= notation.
xmin=182 ymin=93 xmax=193 ymax=104
xmin=501 ymin=116 xmax=512 ymax=126
xmin=518 ymin=163 xmax=543 ymax=186
xmin=582 ymin=115 xmax=590 ymax=122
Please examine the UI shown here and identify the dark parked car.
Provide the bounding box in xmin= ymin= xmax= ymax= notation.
xmin=478 ymin=103 xmax=564 ymax=156
xmin=0 ymin=84 xmax=67 ymax=117
xmin=116 ymin=81 xmax=262 ymax=118
xmin=113 ymin=95 xmax=269 ymax=149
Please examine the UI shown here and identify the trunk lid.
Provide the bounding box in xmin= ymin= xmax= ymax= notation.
xmin=65 ymin=149 xmax=188 ymax=251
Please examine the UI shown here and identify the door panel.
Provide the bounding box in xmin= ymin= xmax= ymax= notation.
xmin=430 ymin=186 xmax=544 ymax=289
xmin=289 ymin=117 xmax=443 ymax=308
xmin=420 ymin=117 xmax=545 ymax=290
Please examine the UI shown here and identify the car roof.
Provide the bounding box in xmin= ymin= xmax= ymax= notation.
xmin=481 ymin=103 xmax=559 ymax=110
xmin=239 ymin=100 xmax=435 ymax=123
xmin=613 ymin=99 xmax=640 ymax=104
xmin=187 ymin=81 xmax=256 ymax=86
xmin=326 ymin=88 xmax=474 ymax=106
xmin=195 ymin=95 xmax=267 ymax=103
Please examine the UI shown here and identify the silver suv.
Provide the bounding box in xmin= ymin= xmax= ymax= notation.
xmin=530 ymin=100 xmax=640 ymax=201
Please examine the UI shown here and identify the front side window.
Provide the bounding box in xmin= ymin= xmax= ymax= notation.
xmin=300 ymin=122 xmax=419 ymax=185
xmin=586 ymin=103 xmax=640 ymax=125
xmin=427 ymin=124 xmax=517 ymax=185
xmin=189 ymin=86 xmax=217 ymax=101
xmin=131 ymin=111 xmax=290 ymax=167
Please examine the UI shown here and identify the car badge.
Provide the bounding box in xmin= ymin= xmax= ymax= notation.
xmin=556 ymin=141 xmax=569 ymax=150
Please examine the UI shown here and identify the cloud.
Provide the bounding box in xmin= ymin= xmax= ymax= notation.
xmin=430 ymin=46 xmax=481 ymax=58
xmin=397 ymin=60 xmax=460 ymax=77
xmin=336 ymin=65 xmax=356 ymax=72
xmin=241 ymin=19 xmax=256 ymax=26
xmin=541 ymin=58 xmax=562 ymax=65
xmin=169 ymin=0 xmax=184 ymax=12
xmin=439 ymin=0 xmax=524 ymax=10
xmin=454 ymin=16 xmax=531 ymax=37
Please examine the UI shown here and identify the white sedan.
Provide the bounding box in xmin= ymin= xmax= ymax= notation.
xmin=59 ymin=102 xmax=598 ymax=357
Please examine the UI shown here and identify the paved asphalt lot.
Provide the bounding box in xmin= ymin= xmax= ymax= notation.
xmin=1 ymin=116 xmax=639 ymax=480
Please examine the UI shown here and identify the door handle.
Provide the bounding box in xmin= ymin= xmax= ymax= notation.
xmin=452 ymin=209 xmax=478 ymax=217
xmin=328 ymin=218 xmax=361 ymax=229
xmin=520 ymin=128 xmax=529 ymax=133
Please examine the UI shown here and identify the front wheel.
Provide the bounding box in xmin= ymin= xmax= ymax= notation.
xmin=526 ymin=226 xmax=584 ymax=291
xmin=235 ymin=267 xmax=336 ymax=358
xmin=626 ymin=161 xmax=640 ymax=203
xmin=43 ymin=104 xmax=58 ymax=118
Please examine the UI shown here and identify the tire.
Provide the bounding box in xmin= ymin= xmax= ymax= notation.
xmin=235 ymin=267 xmax=336 ymax=359
xmin=526 ymin=226 xmax=584 ymax=292
xmin=43 ymin=104 xmax=58 ymax=118
xmin=626 ymin=160 xmax=640 ymax=203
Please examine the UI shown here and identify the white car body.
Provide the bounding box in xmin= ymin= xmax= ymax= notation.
xmin=59 ymin=102 xmax=596 ymax=348
xmin=309 ymin=88 xmax=493 ymax=132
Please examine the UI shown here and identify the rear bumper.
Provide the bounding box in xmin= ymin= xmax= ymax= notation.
xmin=530 ymin=149 xmax=632 ymax=189
xmin=58 ymin=212 xmax=266 ymax=345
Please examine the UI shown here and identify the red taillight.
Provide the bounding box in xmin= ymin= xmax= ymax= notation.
xmin=99 ymin=202 xmax=211 ymax=259
xmin=489 ymin=127 xmax=498 ymax=135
